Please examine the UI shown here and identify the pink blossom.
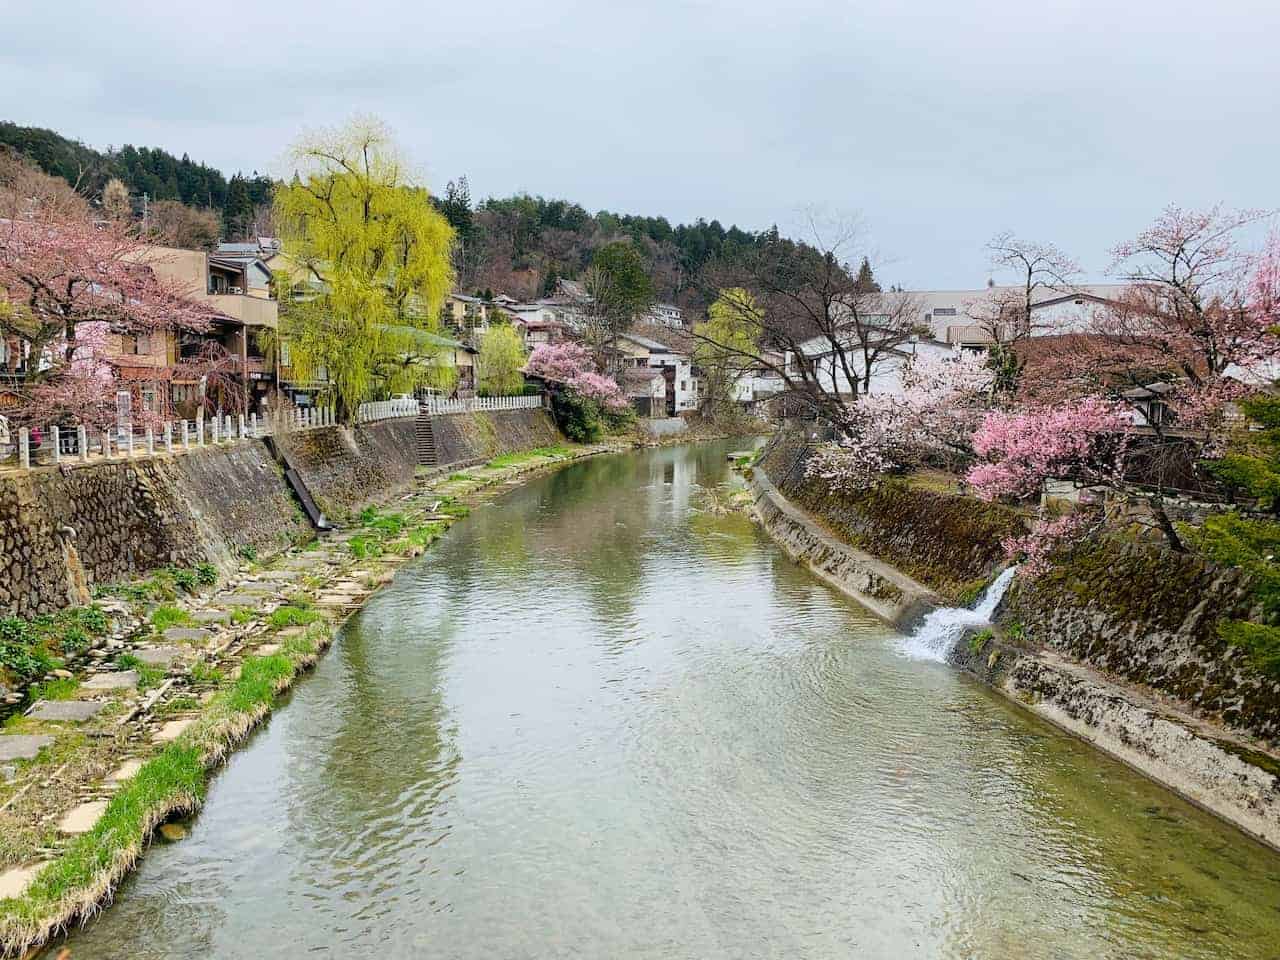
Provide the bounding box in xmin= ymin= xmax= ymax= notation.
xmin=1002 ymin=514 xmax=1093 ymax=578
xmin=525 ymin=340 xmax=628 ymax=411
xmin=967 ymin=397 xmax=1131 ymax=500
xmin=525 ymin=342 xmax=594 ymax=383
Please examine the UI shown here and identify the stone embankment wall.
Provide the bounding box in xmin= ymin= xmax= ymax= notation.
xmin=759 ymin=433 xmax=1026 ymax=600
xmin=1 ymin=410 xmax=570 ymax=618
xmin=950 ymin=635 xmax=1280 ymax=852
xmin=273 ymin=419 xmax=418 ymax=519
xmin=431 ymin=408 xmax=562 ymax=466
xmin=751 ymin=470 xmax=939 ymax=627
xmin=999 ymin=537 xmax=1280 ymax=742
xmin=0 ymin=443 xmax=307 ymax=618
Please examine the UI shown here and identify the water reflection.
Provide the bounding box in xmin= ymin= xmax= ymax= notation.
xmin=55 ymin=439 xmax=1280 ymax=960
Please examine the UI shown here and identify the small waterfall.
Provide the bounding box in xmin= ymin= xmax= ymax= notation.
xmin=897 ymin=566 xmax=1018 ymax=662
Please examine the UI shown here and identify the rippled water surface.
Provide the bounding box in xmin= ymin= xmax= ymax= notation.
xmin=57 ymin=441 xmax=1280 ymax=959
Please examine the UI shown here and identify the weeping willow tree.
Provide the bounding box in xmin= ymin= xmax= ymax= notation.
xmin=273 ymin=117 xmax=456 ymax=423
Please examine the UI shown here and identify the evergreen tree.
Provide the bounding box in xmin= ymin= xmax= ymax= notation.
xmin=223 ymin=174 xmax=253 ymax=240
xmin=855 ymin=256 xmax=881 ymax=292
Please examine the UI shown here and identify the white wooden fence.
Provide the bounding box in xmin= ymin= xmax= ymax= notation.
xmin=4 ymin=407 xmax=338 ymax=471
xmin=4 ymin=393 xmax=542 ymax=470
xmin=419 ymin=394 xmax=543 ymax=416
xmin=356 ymin=398 xmax=422 ymax=423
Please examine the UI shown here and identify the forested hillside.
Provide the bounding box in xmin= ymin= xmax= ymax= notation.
xmin=439 ymin=179 xmax=780 ymax=305
xmin=2 ymin=122 xmax=812 ymax=306
xmin=0 ymin=122 xmax=272 ymax=239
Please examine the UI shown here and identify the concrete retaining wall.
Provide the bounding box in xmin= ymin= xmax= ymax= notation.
xmin=638 ymin=417 xmax=688 ymax=438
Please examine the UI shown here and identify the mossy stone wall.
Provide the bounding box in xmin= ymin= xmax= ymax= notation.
xmin=1002 ymin=536 xmax=1280 ymax=741
xmin=431 ymin=409 xmax=562 ymax=467
xmin=761 ymin=433 xmax=1026 ymax=600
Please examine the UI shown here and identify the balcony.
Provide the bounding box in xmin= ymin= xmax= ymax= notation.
xmin=204 ymin=294 xmax=278 ymax=328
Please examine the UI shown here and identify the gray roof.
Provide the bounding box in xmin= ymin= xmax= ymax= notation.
xmin=619 ymin=331 xmax=674 ymax=353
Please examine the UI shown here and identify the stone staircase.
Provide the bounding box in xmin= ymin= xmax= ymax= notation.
xmin=415 ymin=413 xmax=438 ymax=467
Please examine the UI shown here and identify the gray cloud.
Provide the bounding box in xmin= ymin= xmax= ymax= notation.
xmin=3 ymin=0 xmax=1277 ymax=286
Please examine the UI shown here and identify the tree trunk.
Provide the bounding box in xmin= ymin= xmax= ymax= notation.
xmin=1149 ymin=494 xmax=1186 ymax=553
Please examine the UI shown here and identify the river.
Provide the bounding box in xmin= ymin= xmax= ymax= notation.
xmin=55 ymin=440 xmax=1280 ymax=959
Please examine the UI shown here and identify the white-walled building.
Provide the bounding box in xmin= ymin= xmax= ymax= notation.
xmin=617 ymin=331 xmax=698 ymax=415
xmin=785 ymin=334 xmax=957 ymax=399
xmin=910 ymin=284 xmax=1130 ymax=350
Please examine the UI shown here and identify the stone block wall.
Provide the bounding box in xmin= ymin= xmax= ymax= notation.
xmin=272 ymin=419 xmax=418 ymax=520
xmin=431 ymin=409 xmax=562 ymax=467
xmin=759 ymin=433 xmax=1027 ymax=600
xmin=0 ymin=441 xmax=309 ymax=618
xmin=1001 ymin=537 xmax=1280 ymax=741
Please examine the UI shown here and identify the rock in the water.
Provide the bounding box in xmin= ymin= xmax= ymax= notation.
xmin=158 ymin=823 xmax=187 ymax=842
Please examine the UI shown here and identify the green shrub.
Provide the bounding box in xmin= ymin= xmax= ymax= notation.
xmin=195 ymin=562 xmax=219 ymax=586
xmin=170 ymin=567 xmax=198 ymax=593
xmin=29 ymin=677 xmax=79 ymax=701
xmin=968 ymin=628 xmax=994 ymax=656
xmin=552 ymin=391 xmax=604 ymax=443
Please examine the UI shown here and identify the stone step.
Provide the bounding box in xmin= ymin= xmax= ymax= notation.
xmin=163 ymin=627 xmax=215 ymax=644
xmin=131 ymin=646 xmax=186 ymax=667
xmin=81 ymin=670 xmax=139 ymax=692
xmin=0 ymin=734 xmax=56 ymax=762
xmin=152 ymin=718 xmax=195 ymax=743
xmin=29 ymin=700 xmax=105 ymax=722
xmin=0 ymin=862 xmax=50 ymax=899
xmin=59 ymin=799 xmax=109 ymax=835
xmin=190 ymin=609 xmax=231 ymax=626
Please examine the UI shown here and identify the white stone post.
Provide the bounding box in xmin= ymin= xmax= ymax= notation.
xmin=181 ymin=420 xmax=190 ymax=449
xmin=50 ymin=425 xmax=60 ymax=464
xmin=250 ymin=413 xmax=259 ymax=437
xmin=164 ymin=422 xmax=173 ymax=453
xmin=211 ymin=416 xmax=220 ymax=444
xmin=77 ymin=425 xmax=88 ymax=463
xmin=238 ymin=413 xmax=246 ymax=439
xmin=197 ymin=415 xmax=205 ymax=445
xmin=145 ymin=426 xmax=155 ymax=456
xmin=17 ymin=427 xmax=29 ymax=469
xmin=224 ymin=414 xmax=232 ymax=439
xmin=101 ymin=430 xmax=111 ymax=460
xmin=124 ymin=425 xmax=134 ymax=458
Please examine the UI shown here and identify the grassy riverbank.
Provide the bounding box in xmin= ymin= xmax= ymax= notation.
xmin=0 ymin=437 xmax=625 ymax=958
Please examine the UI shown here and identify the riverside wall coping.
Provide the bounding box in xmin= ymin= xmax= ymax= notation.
xmin=749 ymin=468 xmax=941 ymax=628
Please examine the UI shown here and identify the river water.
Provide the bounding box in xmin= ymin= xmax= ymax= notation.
xmin=57 ymin=440 xmax=1280 ymax=959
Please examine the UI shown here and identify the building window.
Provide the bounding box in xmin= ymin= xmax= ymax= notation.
xmin=141 ymin=389 xmax=157 ymax=414
xmin=280 ymin=341 xmax=292 ymax=367
xmin=135 ymin=334 xmax=151 ymax=355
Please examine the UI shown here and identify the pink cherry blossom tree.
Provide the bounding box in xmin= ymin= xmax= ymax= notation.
xmin=0 ymin=210 xmax=214 ymax=427
xmin=805 ymin=351 xmax=994 ymax=491
xmin=525 ymin=341 xmax=627 ymax=410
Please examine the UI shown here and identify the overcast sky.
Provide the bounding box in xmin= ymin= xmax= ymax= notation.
xmin=3 ymin=0 xmax=1277 ymax=287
